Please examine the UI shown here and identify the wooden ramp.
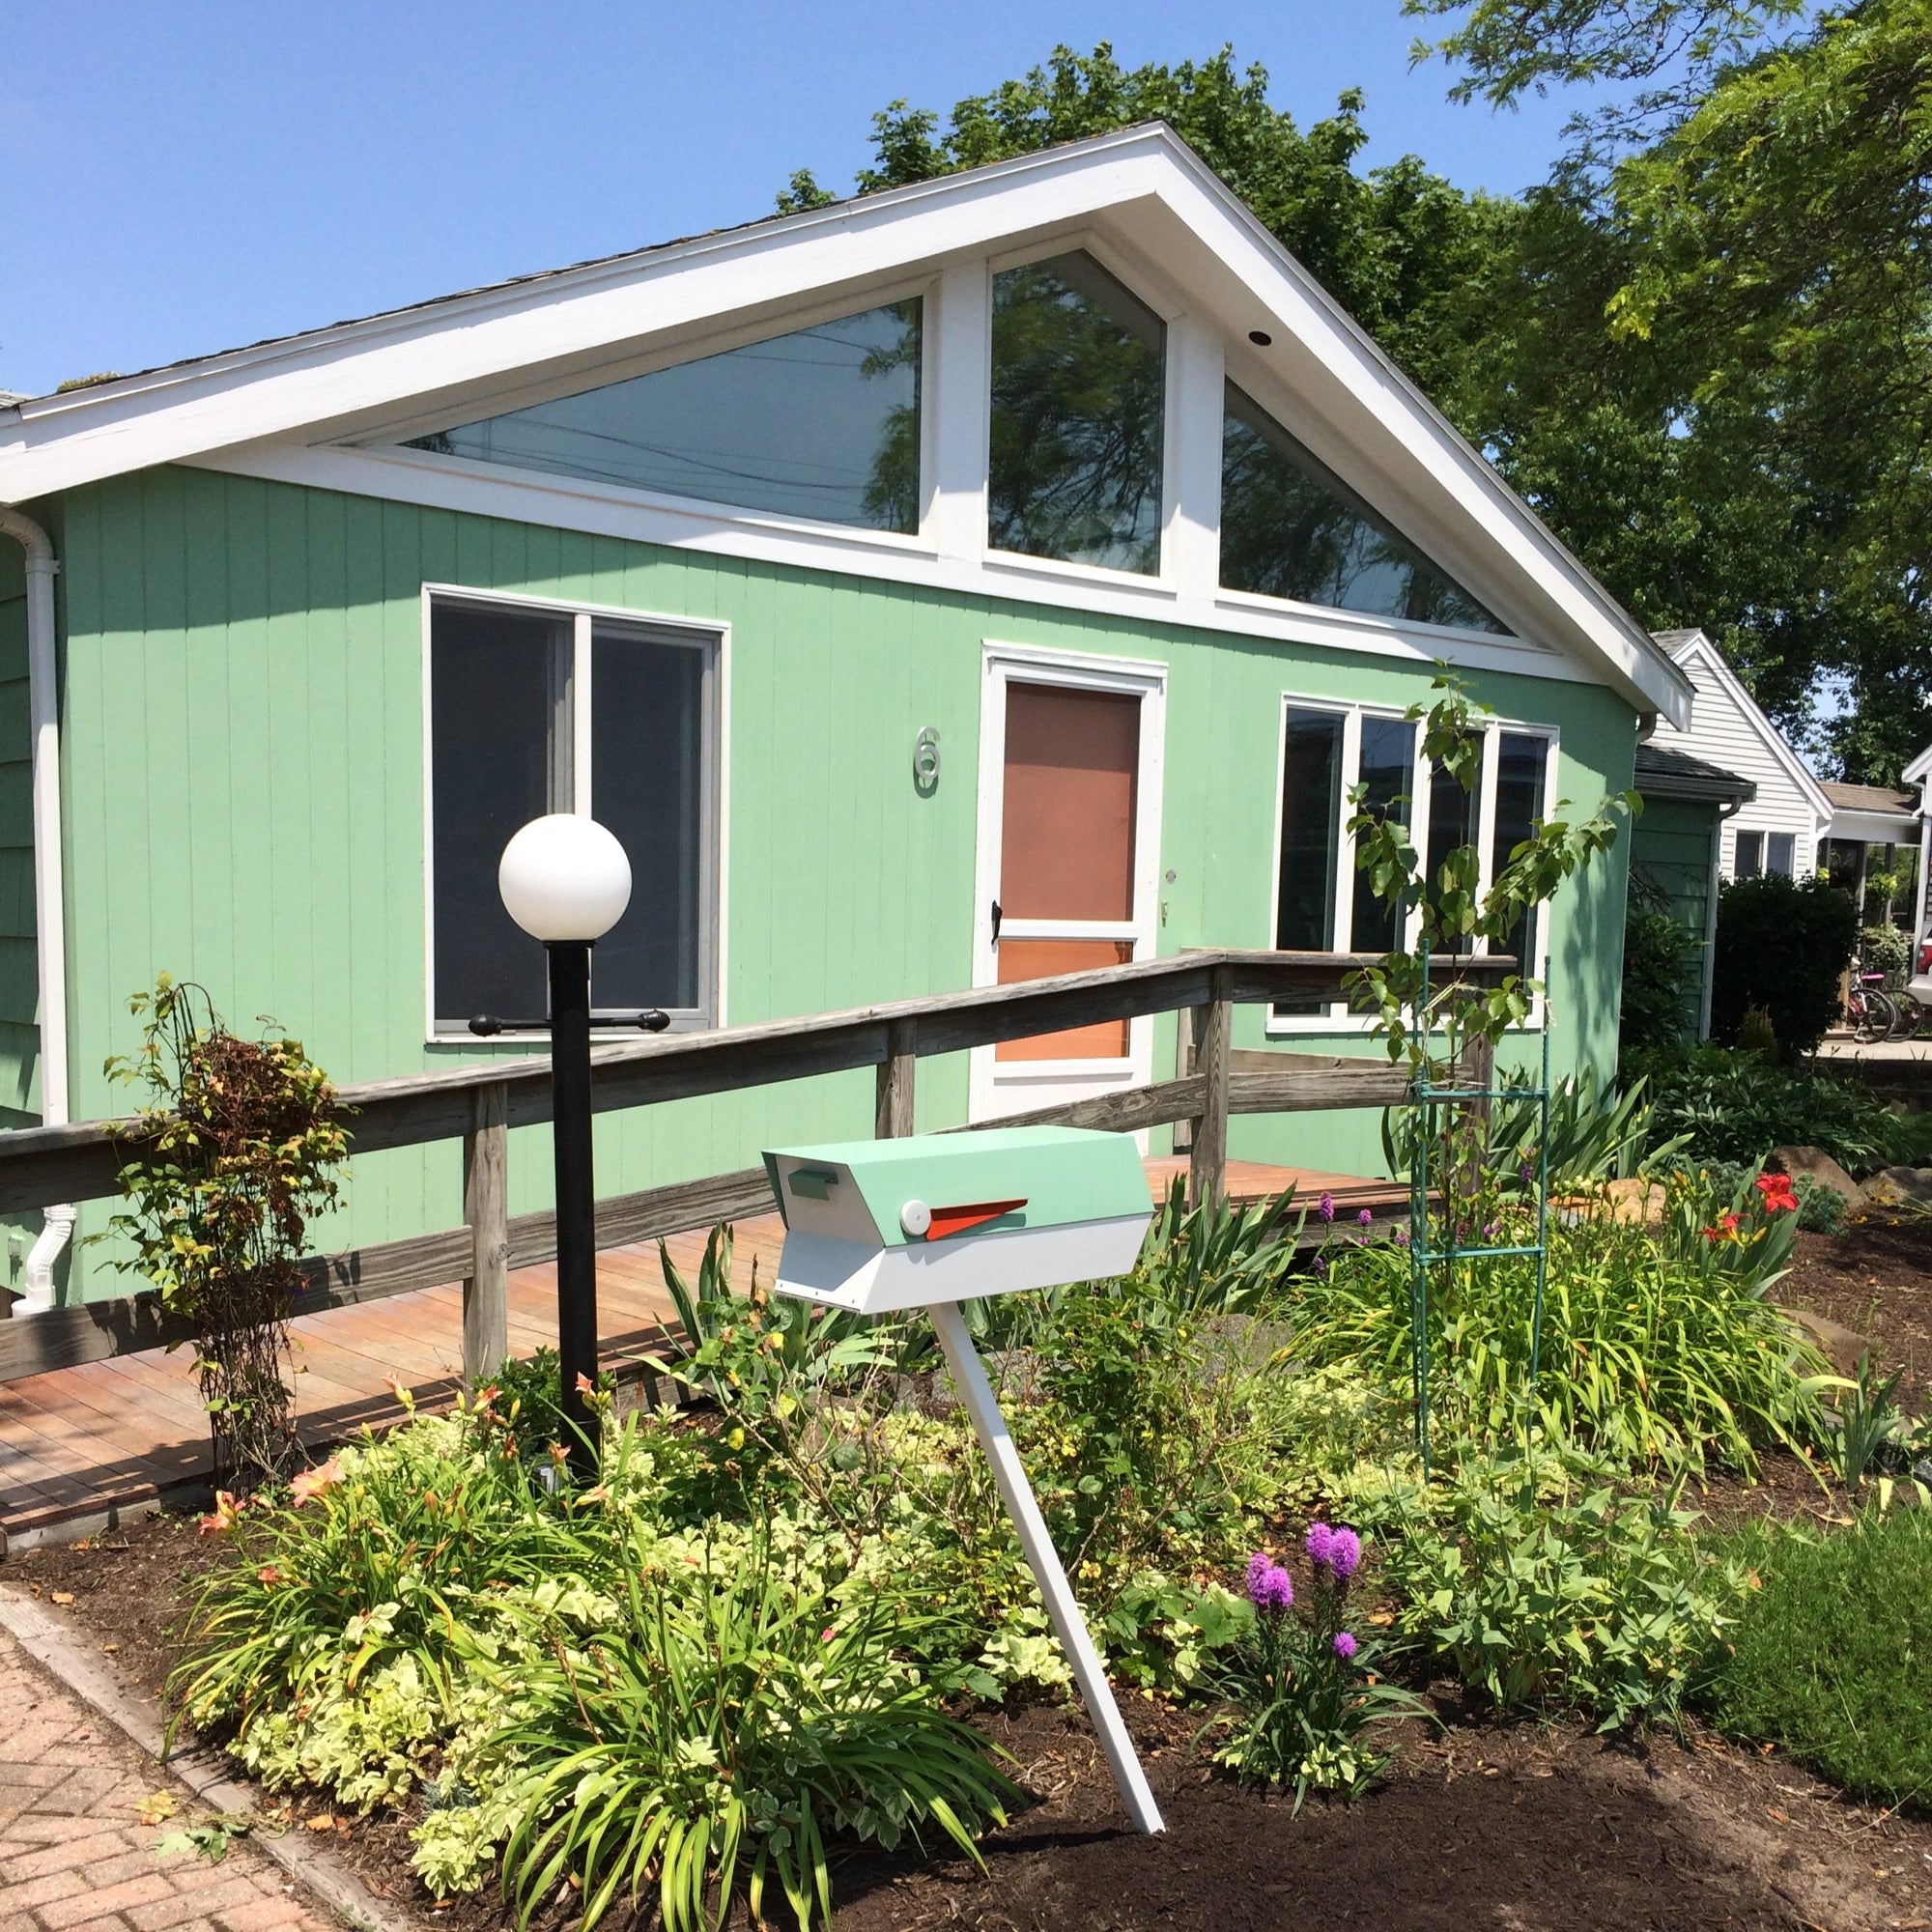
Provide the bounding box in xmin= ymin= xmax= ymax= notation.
xmin=0 ymin=1159 xmax=1403 ymax=1549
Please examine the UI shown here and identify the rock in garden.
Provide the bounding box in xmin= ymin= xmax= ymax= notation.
xmin=1776 ymin=1306 xmax=1879 ymax=1378
xmin=1866 ymin=1165 xmax=1932 ymax=1208
xmin=1768 ymin=1147 xmax=1868 ymax=1212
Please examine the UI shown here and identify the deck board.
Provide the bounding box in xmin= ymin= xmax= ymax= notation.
xmin=0 ymin=1157 xmax=1397 ymax=1544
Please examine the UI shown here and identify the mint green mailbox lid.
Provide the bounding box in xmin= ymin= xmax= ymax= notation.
xmin=761 ymin=1125 xmax=1149 ymax=1246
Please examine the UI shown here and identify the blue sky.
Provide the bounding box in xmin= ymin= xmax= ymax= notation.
xmin=0 ymin=0 xmax=1588 ymax=400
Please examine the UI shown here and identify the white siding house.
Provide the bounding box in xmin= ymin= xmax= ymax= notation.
xmin=1647 ymin=630 xmax=1831 ymax=881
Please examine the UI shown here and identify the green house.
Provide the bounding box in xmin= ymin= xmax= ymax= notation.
xmin=0 ymin=125 xmax=1692 ymax=1304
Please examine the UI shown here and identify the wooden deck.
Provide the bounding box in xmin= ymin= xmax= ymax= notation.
xmin=0 ymin=1158 xmax=1403 ymax=1549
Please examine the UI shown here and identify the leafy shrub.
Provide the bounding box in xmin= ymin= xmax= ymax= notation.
xmin=1387 ymin=1463 xmax=1741 ymax=1730
xmin=486 ymin=1534 xmax=1016 ymax=1932
xmin=1291 ymin=1208 xmax=1825 ymax=1470
xmin=1861 ymin=923 xmax=1911 ymax=978
xmin=1711 ymin=874 xmax=1859 ymax=1052
xmin=1701 ymin=1508 xmax=1932 ymax=1807
xmin=1621 ymin=906 xmax=1701 ymax=1052
xmin=1634 ymin=1045 xmax=1905 ymax=1175
xmin=1204 ymin=1527 xmax=1430 ymax=1807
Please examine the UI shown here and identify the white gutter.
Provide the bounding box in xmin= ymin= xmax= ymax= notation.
xmin=0 ymin=508 xmax=73 ymax=1313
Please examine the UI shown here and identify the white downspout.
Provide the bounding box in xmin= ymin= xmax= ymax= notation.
xmin=0 ymin=507 xmax=74 ymax=1314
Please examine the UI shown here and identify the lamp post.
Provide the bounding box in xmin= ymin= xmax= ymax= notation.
xmin=497 ymin=813 xmax=633 ymax=1481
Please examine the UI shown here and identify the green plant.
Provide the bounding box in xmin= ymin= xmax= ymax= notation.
xmin=1737 ymin=1004 xmax=1778 ymax=1056
xmin=1861 ymin=923 xmax=1911 ymax=979
xmin=103 ymin=977 xmax=349 ymax=1485
xmin=1701 ymin=1507 xmax=1932 ymax=1807
xmin=1203 ymin=1530 xmax=1432 ymax=1808
xmin=1387 ymin=1461 xmax=1741 ymax=1730
xmin=1633 ymin=1045 xmax=1906 ymax=1175
xmin=1712 ymin=874 xmax=1860 ymax=1053
xmin=1793 ymin=1175 xmax=1849 ymax=1234
xmin=1293 ymin=1207 xmax=1825 ymax=1470
xmin=1825 ymin=1353 xmax=1907 ymax=1489
xmin=488 ymin=1534 xmax=1017 ymax=1932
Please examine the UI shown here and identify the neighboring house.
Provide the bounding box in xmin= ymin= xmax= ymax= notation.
xmin=1818 ymin=781 xmax=1922 ymax=928
xmin=1906 ymin=745 xmax=1932 ymax=953
xmin=1647 ymin=629 xmax=1831 ymax=882
xmin=1630 ymin=743 xmax=1754 ymax=1041
xmin=0 ymin=124 xmax=1690 ymax=1300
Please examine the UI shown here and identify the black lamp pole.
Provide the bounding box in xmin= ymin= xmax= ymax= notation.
xmin=546 ymin=938 xmax=600 ymax=1482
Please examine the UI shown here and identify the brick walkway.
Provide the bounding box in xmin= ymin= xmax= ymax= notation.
xmin=0 ymin=1627 xmax=336 ymax=1932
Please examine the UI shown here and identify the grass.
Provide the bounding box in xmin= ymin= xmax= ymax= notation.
xmin=1701 ymin=1506 xmax=1932 ymax=1809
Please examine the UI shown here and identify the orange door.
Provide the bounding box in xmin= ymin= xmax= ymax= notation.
xmin=974 ymin=662 xmax=1161 ymax=1121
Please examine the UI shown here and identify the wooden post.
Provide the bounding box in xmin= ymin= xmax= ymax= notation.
xmin=462 ymin=1081 xmax=509 ymax=1384
xmin=1170 ymin=1009 xmax=1196 ymax=1153
xmin=1456 ymin=1027 xmax=1496 ymax=1204
xmin=875 ymin=1019 xmax=917 ymax=1139
xmin=1189 ymin=984 xmax=1231 ymax=1209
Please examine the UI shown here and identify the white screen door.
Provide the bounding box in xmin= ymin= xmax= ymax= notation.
xmin=970 ymin=647 xmax=1165 ymax=1122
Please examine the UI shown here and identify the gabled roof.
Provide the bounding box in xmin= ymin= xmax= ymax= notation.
xmin=1634 ymin=742 xmax=1755 ymax=805
xmin=1660 ymin=630 xmax=1831 ymax=820
xmin=0 ymin=123 xmax=1691 ymax=724
xmin=1821 ymin=781 xmax=1917 ymax=817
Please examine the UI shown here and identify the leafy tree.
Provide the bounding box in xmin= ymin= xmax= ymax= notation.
xmin=781 ymin=44 xmax=1510 ymax=401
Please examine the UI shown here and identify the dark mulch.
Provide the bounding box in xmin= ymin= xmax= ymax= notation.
xmin=12 ymin=1513 xmax=1932 ymax=1932
xmin=1780 ymin=1211 xmax=1932 ymax=1414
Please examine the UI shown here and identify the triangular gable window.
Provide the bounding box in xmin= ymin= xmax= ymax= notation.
xmin=406 ymin=299 xmax=922 ymax=533
xmin=1220 ymin=384 xmax=1508 ymax=634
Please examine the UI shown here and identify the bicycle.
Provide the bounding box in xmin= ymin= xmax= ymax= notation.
xmin=1848 ymin=972 xmax=1900 ymax=1044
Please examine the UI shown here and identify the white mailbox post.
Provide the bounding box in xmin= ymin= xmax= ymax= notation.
xmin=761 ymin=1124 xmax=1164 ymax=1835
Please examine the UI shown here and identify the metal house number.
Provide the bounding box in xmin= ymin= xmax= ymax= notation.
xmin=913 ymin=726 xmax=941 ymax=790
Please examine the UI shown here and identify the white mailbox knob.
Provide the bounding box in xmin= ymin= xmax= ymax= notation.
xmin=899 ymin=1198 xmax=932 ymax=1237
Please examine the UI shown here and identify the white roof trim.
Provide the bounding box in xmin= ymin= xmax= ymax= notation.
xmin=0 ymin=124 xmax=1690 ymax=723
xmin=1904 ymin=743 xmax=1932 ymax=786
xmin=1664 ymin=631 xmax=1832 ymax=821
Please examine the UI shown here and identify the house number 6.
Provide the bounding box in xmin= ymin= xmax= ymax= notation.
xmin=914 ymin=726 xmax=941 ymax=790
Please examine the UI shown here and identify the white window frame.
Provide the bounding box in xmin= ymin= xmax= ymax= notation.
xmin=1264 ymin=693 xmax=1559 ymax=1037
xmin=420 ymin=582 xmax=730 ymax=1045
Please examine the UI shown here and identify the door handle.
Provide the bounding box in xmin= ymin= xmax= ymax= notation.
xmin=990 ymin=899 xmax=1003 ymax=945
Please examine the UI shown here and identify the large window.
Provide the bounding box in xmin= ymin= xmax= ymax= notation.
xmin=429 ymin=597 xmax=718 ymax=1035
xmin=409 ymin=300 xmax=923 ymax=532
xmin=1221 ymin=384 xmax=1508 ymax=634
xmin=988 ymin=252 xmax=1166 ymax=575
xmin=1270 ymin=698 xmax=1552 ymax=1026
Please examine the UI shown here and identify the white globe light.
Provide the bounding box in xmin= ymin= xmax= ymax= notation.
xmin=497 ymin=814 xmax=633 ymax=943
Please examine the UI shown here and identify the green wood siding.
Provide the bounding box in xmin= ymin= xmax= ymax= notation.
xmin=49 ymin=467 xmax=1636 ymax=1295
xmin=1630 ymin=794 xmax=1719 ymax=1039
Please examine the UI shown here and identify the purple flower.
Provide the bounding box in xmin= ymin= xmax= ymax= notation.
xmin=1319 ymin=1192 xmax=1335 ymax=1223
xmin=1520 ymin=1158 xmax=1534 ymax=1189
xmin=1393 ymin=1225 xmax=1410 ymax=1248
xmin=1245 ymin=1552 xmax=1294 ymax=1614
xmin=1333 ymin=1631 xmax=1358 ymax=1662
xmin=1305 ymin=1521 xmax=1335 ymax=1568
xmin=1311 ymin=1255 xmax=1328 ymax=1278
xmin=1357 ymin=1208 xmax=1373 ymax=1228
xmin=1327 ymin=1528 xmax=1363 ymax=1582
xmin=1482 ymin=1222 xmax=1497 ymax=1241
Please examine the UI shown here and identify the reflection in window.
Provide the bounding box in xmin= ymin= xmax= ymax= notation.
xmin=429 ymin=599 xmax=716 ymax=1033
xmin=1427 ymin=753 xmax=1481 ymax=956
xmin=1350 ymin=717 xmax=1416 ymax=955
xmin=989 ymin=253 xmax=1165 ymax=574
xmin=1220 ymin=384 xmax=1509 ymax=633
xmin=1274 ymin=710 xmax=1344 ymax=1016
xmin=408 ymin=301 xmax=922 ymax=532
xmin=1735 ymin=830 xmax=1765 ymax=879
xmin=1490 ymin=732 xmax=1550 ymax=973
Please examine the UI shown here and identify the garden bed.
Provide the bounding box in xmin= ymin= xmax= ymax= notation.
xmin=1780 ymin=1213 xmax=1932 ymax=1413
xmin=13 ymin=1508 xmax=1932 ymax=1932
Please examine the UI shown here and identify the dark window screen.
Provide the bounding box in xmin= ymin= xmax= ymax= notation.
xmin=1767 ymin=832 xmax=1796 ymax=877
xmin=1491 ymin=732 xmax=1548 ymax=975
xmin=1350 ymin=717 xmax=1415 ymax=955
xmin=1273 ymin=710 xmax=1343 ymax=1015
xmin=590 ymin=634 xmax=706 ymax=1010
xmin=431 ymin=604 xmax=560 ymax=1026
xmin=1735 ymin=830 xmax=1765 ymax=879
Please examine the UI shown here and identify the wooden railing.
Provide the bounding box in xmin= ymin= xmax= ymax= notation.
xmin=0 ymin=950 xmax=1509 ymax=1383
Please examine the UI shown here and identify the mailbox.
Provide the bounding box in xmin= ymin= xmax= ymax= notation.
xmin=761 ymin=1124 xmax=1152 ymax=1316
xmin=758 ymin=1123 xmax=1167 ymax=1835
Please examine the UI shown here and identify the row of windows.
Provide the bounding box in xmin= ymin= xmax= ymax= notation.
xmin=429 ymin=598 xmax=1547 ymax=1038
xmin=1734 ymin=829 xmax=1797 ymax=879
xmin=408 ymin=252 xmax=1506 ymax=636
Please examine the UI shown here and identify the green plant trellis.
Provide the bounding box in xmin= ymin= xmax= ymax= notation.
xmin=1405 ymin=952 xmax=1553 ymax=1479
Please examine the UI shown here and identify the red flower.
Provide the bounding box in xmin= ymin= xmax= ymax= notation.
xmin=1754 ymin=1173 xmax=1798 ymax=1214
